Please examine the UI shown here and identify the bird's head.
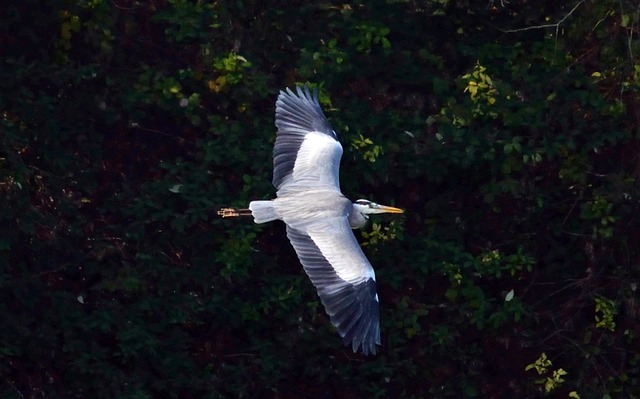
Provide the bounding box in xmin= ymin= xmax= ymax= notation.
xmin=352 ymin=199 xmax=404 ymax=220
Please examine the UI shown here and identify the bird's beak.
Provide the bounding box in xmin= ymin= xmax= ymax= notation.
xmin=372 ymin=204 xmax=405 ymax=214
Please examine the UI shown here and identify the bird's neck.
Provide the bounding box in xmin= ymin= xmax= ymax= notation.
xmin=348 ymin=209 xmax=368 ymax=229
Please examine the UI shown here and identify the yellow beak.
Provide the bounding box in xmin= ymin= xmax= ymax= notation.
xmin=374 ymin=204 xmax=405 ymax=214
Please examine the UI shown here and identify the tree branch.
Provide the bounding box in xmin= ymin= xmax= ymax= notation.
xmin=495 ymin=0 xmax=586 ymax=33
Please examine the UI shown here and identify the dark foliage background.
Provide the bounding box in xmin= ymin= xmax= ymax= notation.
xmin=2 ymin=0 xmax=640 ymax=398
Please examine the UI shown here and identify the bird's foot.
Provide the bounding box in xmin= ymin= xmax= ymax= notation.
xmin=217 ymin=208 xmax=252 ymax=217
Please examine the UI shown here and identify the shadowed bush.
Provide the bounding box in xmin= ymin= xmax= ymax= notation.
xmin=1 ymin=0 xmax=639 ymax=398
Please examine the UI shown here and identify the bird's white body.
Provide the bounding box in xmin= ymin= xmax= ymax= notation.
xmin=251 ymin=190 xmax=374 ymax=284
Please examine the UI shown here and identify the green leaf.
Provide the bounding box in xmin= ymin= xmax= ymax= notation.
xmin=621 ymin=14 xmax=630 ymax=27
xmin=505 ymin=289 xmax=515 ymax=302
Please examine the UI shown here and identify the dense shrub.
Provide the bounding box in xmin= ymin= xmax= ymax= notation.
xmin=1 ymin=0 xmax=639 ymax=398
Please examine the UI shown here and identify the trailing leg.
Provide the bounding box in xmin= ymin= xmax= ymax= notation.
xmin=217 ymin=208 xmax=253 ymax=218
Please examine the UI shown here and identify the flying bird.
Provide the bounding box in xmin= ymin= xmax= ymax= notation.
xmin=218 ymin=85 xmax=403 ymax=355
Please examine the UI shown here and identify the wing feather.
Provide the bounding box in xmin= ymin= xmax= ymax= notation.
xmin=286 ymin=220 xmax=381 ymax=355
xmin=273 ymin=85 xmax=342 ymax=190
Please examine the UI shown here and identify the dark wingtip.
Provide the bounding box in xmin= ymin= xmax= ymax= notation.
xmin=278 ymin=83 xmax=320 ymax=110
xmin=351 ymin=341 xmax=377 ymax=356
xmin=274 ymin=82 xmax=336 ymax=140
xmin=300 ymin=83 xmax=319 ymax=105
xmin=349 ymin=325 xmax=381 ymax=356
xmin=335 ymin=278 xmax=380 ymax=356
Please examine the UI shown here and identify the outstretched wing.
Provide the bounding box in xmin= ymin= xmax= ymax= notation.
xmin=285 ymin=218 xmax=381 ymax=355
xmin=273 ymin=85 xmax=342 ymax=191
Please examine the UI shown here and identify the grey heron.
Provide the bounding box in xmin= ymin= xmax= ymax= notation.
xmin=218 ymin=85 xmax=403 ymax=355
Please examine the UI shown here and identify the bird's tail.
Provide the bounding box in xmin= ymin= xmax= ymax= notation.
xmin=248 ymin=200 xmax=279 ymax=224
